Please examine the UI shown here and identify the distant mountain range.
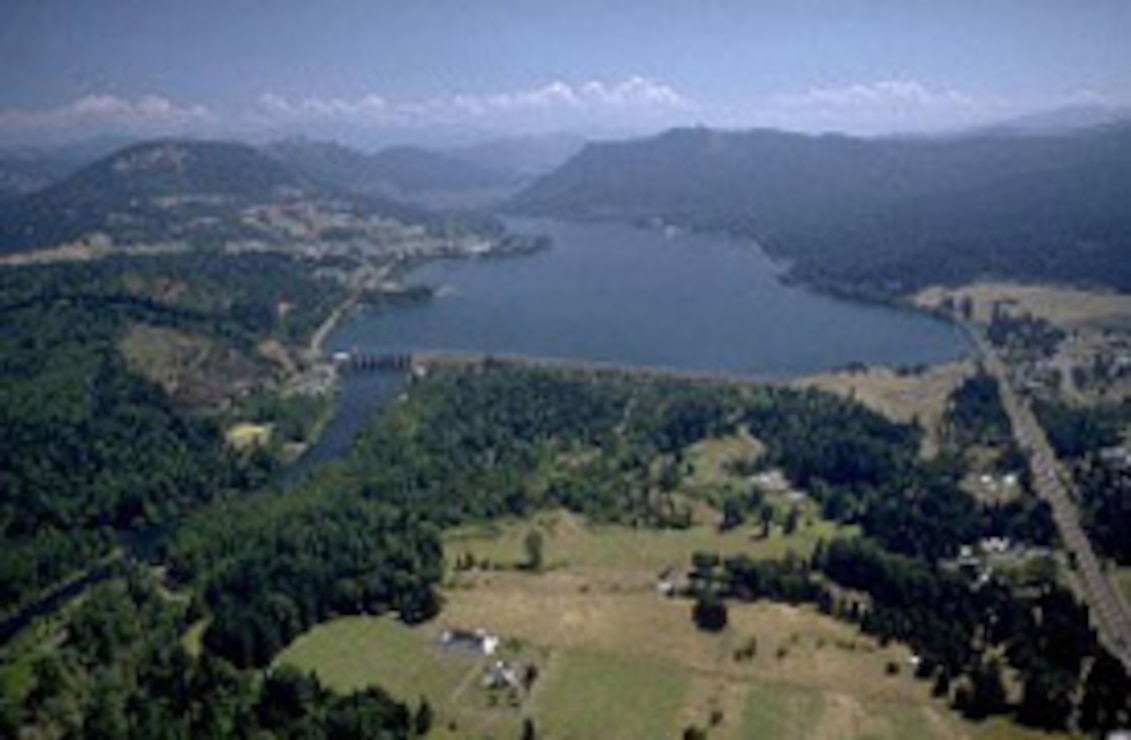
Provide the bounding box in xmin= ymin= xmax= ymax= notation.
xmin=443 ymin=133 xmax=586 ymax=178
xmin=264 ymin=133 xmax=584 ymax=209
xmin=3 ymin=115 xmax=1129 ymax=294
xmin=511 ymin=122 xmax=1131 ymax=295
xmin=972 ymin=103 xmax=1131 ymax=137
xmin=0 ymin=132 xmax=585 ymax=216
xmin=263 ymin=138 xmax=515 ymax=208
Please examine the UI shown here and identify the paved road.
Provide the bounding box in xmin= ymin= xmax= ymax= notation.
xmin=977 ymin=334 xmax=1131 ymax=670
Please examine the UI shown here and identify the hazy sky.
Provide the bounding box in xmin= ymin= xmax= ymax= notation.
xmin=2 ymin=0 xmax=1129 ymax=145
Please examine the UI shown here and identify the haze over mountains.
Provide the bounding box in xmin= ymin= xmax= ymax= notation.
xmin=512 ymin=119 xmax=1131 ymax=295
xmin=1 ymin=109 xmax=1129 ymax=297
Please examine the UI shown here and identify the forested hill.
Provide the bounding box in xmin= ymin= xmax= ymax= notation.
xmin=510 ymin=124 xmax=1131 ymax=295
xmin=0 ymin=139 xmax=426 ymax=255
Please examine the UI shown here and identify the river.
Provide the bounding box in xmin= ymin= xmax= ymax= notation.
xmin=0 ymin=219 xmax=971 ymax=643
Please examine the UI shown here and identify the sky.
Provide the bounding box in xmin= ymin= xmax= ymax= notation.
xmin=1 ymin=0 xmax=1129 ymax=147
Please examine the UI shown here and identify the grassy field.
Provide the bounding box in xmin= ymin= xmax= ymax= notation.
xmin=279 ymin=567 xmax=1071 ymax=740
xmin=684 ymin=430 xmax=764 ymax=488
xmin=279 ymin=584 xmax=1006 ymax=739
xmin=278 ymin=465 xmax=1064 ymax=740
xmin=914 ymin=282 xmax=1131 ymax=329
xmin=281 ymin=502 xmax=997 ymax=740
xmin=224 ymin=422 xmax=272 ymax=449
xmin=533 ymin=650 xmax=687 ymax=739
xmin=180 ymin=619 xmax=208 ymax=657
xmin=793 ymin=362 xmax=973 ymax=458
xmin=275 ymin=616 xmax=472 ymax=702
xmin=444 ymin=509 xmax=848 ymax=577
xmin=743 ymin=680 xmax=825 ymax=738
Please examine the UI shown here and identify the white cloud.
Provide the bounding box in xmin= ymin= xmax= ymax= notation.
xmin=257 ymin=92 xmax=393 ymax=121
xmin=751 ymin=80 xmax=1012 ymax=134
xmin=768 ymin=80 xmax=978 ymax=111
xmin=256 ymin=76 xmax=691 ymax=128
xmin=0 ymin=94 xmax=212 ymax=137
xmin=0 ymin=78 xmax=691 ymax=143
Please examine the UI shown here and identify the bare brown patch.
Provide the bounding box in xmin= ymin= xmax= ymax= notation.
xmin=120 ymin=323 xmax=258 ymax=407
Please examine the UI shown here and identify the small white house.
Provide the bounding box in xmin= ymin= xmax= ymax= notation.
xmin=440 ymin=627 xmax=499 ymax=656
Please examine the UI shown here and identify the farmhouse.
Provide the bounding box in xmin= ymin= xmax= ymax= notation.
xmin=439 ymin=627 xmax=499 ymax=656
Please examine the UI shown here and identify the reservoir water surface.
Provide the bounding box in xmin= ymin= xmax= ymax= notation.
xmin=330 ymin=218 xmax=969 ymax=377
xmin=292 ymin=218 xmax=970 ymax=477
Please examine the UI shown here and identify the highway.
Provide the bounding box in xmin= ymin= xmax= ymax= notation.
xmin=977 ymin=334 xmax=1131 ymax=670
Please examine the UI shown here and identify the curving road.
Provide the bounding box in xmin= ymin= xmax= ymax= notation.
xmin=977 ymin=333 xmax=1131 ymax=670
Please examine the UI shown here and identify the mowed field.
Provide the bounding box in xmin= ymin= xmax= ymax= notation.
xmin=277 ymin=510 xmax=1066 ymax=739
xmin=275 ymin=429 xmax=1065 ymax=739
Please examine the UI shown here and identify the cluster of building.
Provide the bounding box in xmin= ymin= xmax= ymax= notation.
xmin=437 ymin=627 xmax=535 ymax=695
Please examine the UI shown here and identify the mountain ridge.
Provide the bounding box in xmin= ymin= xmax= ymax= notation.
xmin=0 ymin=138 xmax=433 ymax=255
xmin=511 ymin=123 xmax=1131 ymax=294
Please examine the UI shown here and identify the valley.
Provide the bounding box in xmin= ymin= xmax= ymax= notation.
xmin=2 ymin=124 xmax=1130 ymax=739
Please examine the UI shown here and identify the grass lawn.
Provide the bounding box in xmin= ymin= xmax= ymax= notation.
xmin=743 ymin=680 xmax=966 ymax=740
xmin=225 ymin=422 xmax=273 ymax=450
xmin=444 ymin=509 xmax=851 ymax=576
xmin=684 ymin=430 xmax=764 ymax=488
xmin=533 ymin=650 xmax=688 ymax=740
xmin=0 ymin=655 xmax=35 ymax=713
xmin=743 ymin=680 xmax=825 ymax=739
xmin=180 ymin=619 xmax=208 ymax=657
xmin=275 ymin=616 xmax=472 ymax=704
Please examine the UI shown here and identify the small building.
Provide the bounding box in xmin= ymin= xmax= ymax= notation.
xmin=440 ymin=627 xmax=499 ymax=656
xmin=656 ymin=568 xmax=690 ymax=597
xmin=1099 ymin=446 xmax=1131 ymax=470
xmin=483 ymin=660 xmax=521 ymax=690
xmin=980 ymin=536 xmax=1012 ymax=555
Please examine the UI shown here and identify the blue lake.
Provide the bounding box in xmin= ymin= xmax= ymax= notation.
xmin=330 ymin=218 xmax=969 ymax=378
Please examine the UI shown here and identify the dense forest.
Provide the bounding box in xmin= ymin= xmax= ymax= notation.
xmin=3 ymin=564 xmax=423 ymax=739
xmin=944 ymin=371 xmax=1012 ymax=448
xmin=686 ymin=535 xmax=1130 ymax=731
xmin=2 ymin=353 xmax=1128 ymax=735
xmin=1033 ymin=399 xmax=1131 ymax=564
xmin=173 ymin=363 xmax=1059 ymax=656
xmin=5 ymin=351 xmax=1129 ymax=734
xmin=0 ymin=252 xmax=344 ymax=618
xmin=511 ymin=124 xmax=1131 ymax=295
